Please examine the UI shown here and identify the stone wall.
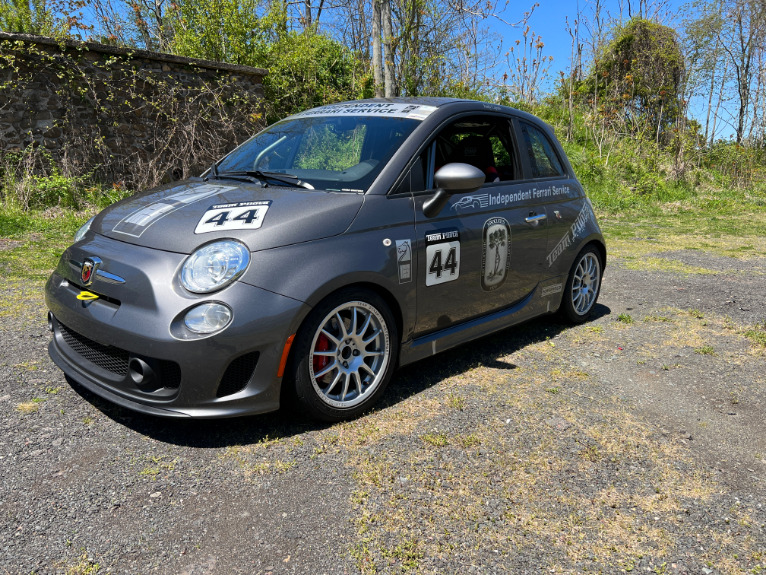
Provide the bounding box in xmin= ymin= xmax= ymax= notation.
xmin=0 ymin=32 xmax=267 ymax=189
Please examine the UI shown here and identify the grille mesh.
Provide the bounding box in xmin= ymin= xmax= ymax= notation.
xmin=217 ymin=352 xmax=259 ymax=398
xmin=58 ymin=322 xmax=182 ymax=389
xmin=158 ymin=362 xmax=182 ymax=389
xmin=59 ymin=322 xmax=129 ymax=376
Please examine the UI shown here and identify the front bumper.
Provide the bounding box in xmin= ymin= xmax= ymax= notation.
xmin=45 ymin=235 xmax=309 ymax=418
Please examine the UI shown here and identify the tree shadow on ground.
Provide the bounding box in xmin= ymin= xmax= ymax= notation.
xmin=69 ymin=303 xmax=611 ymax=448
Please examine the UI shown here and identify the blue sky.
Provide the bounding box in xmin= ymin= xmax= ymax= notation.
xmin=495 ymin=0 xmax=685 ymax=90
xmin=489 ymin=0 xmax=737 ymax=136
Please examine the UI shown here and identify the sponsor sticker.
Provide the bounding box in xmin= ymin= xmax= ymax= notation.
xmin=546 ymin=201 xmax=595 ymax=267
xmin=451 ymin=193 xmax=490 ymax=211
xmin=451 ymin=185 xmax=573 ymax=211
xmin=481 ymin=217 xmax=511 ymax=291
xmin=113 ymin=184 xmax=236 ymax=238
xmin=195 ymin=201 xmax=272 ymax=234
xmin=425 ymin=229 xmax=460 ymax=286
xmin=395 ymin=239 xmax=412 ymax=284
xmin=541 ymin=283 xmax=563 ymax=297
xmin=292 ymin=103 xmax=437 ymax=120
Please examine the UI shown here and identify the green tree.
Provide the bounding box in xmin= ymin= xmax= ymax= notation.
xmin=262 ymin=28 xmax=371 ymax=120
xmin=586 ymin=17 xmax=684 ymax=142
xmin=169 ymin=0 xmax=272 ymax=64
xmin=168 ymin=0 xmax=369 ymax=119
xmin=0 ymin=0 xmax=58 ymax=34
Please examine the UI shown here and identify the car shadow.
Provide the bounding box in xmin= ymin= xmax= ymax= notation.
xmin=69 ymin=303 xmax=611 ymax=448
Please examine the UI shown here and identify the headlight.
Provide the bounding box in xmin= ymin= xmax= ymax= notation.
xmin=184 ymin=303 xmax=232 ymax=333
xmin=74 ymin=216 xmax=95 ymax=242
xmin=181 ymin=240 xmax=250 ymax=293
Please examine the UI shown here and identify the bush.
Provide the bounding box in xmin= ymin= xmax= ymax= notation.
xmin=1 ymin=146 xmax=130 ymax=211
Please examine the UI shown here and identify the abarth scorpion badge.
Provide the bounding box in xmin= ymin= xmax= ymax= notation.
xmin=80 ymin=257 xmax=101 ymax=286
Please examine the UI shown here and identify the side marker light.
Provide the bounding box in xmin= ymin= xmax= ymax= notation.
xmin=277 ymin=334 xmax=296 ymax=377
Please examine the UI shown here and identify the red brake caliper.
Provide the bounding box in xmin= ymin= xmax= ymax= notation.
xmin=312 ymin=333 xmax=331 ymax=378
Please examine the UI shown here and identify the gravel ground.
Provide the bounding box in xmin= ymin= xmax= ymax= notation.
xmin=1 ymin=249 xmax=765 ymax=574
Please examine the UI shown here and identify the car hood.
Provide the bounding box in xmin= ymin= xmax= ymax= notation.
xmin=94 ymin=180 xmax=364 ymax=253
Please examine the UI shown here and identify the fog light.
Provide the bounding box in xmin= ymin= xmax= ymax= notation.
xmin=184 ymin=303 xmax=232 ymax=334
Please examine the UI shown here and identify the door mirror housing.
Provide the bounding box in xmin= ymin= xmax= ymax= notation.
xmin=422 ymin=163 xmax=486 ymax=218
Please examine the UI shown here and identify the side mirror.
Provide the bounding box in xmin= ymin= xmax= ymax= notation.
xmin=422 ymin=163 xmax=486 ymax=218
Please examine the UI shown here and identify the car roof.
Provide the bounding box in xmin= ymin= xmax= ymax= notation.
xmin=329 ymin=97 xmax=546 ymax=125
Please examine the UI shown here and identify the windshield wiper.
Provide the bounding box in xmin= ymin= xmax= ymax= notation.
xmin=219 ymin=170 xmax=314 ymax=189
xmin=205 ymin=163 xmax=266 ymax=185
xmin=204 ymin=161 xmax=219 ymax=181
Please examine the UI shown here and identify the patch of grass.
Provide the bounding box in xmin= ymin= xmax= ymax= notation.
xmin=694 ymin=345 xmax=715 ymax=355
xmin=138 ymin=456 xmax=177 ymax=480
xmin=617 ymin=313 xmax=634 ymax=324
xmin=599 ymin=206 xmax=766 ymax=261
xmin=63 ymin=551 xmax=100 ymax=575
xmin=620 ymin=256 xmax=718 ymax=275
xmin=644 ymin=314 xmax=671 ymax=323
xmin=0 ymin=208 xmax=90 ymax=282
xmin=420 ymin=432 xmax=449 ymax=447
xmin=455 ymin=434 xmax=480 ymax=448
xmin=246 ymin=459 xmax=297 ymax=476
xmin=14 ymin=360 xmax=39 ymax=371
xmin=16 ymin=401 xmax=40 ymax=413
xmin=445 ymin=393 xmax=466 ymax=410
xmin=743 ymin=324 xmax=766 ymax=348
xmin=382 ymin=539 xmax=423 ymax=570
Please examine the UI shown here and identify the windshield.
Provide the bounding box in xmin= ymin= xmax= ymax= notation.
xmin=216 ymin=114 xmax=422 ymax=192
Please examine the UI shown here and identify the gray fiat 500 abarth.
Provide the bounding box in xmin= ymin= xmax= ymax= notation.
xmin=45 ymin=98 xmax=606 ymax=422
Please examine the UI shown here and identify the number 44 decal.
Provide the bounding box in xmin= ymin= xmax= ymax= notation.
xmin=425 ymin=240 xmax=460 ymax=286
xmin=195 ymin=201 xmax=272 ymax=234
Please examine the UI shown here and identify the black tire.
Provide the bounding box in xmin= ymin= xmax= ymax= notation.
xmin=560 ymin=245 xmax=603 ymax=324
xmin=286 ymin=288 xmax=398 ymax=422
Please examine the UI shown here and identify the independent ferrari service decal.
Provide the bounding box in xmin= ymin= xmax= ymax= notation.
xmin=425 ymin=229 xmax=460 ymax=287
xmin=481 ymin=217 xmax=511 ymax=291
xmin=293 ymin=102 xmax=437 ymax=120
xmin=195 ymin=201 xmax=272 ymax=234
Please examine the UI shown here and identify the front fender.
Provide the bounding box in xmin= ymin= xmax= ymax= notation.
xmin=239 ymin=229 xmax=418 ymax=343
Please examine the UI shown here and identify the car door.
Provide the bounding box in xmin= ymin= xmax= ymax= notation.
xmin=408 ymin=113 xmax=549 ymax=336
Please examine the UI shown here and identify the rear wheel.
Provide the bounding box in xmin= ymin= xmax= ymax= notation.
xmin=560 ymin=246 xmax=602 ymax=324
xmin=287 ymin=288 xmax=398 ymax=422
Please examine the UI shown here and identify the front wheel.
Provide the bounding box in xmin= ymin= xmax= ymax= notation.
xmin=287 ymin=288 xmax=398 ymax=422
xmin=560 ymin=246 xmax=603 ymax=324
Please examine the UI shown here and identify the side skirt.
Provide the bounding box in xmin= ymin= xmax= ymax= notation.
xmin=398 ymin=285 xmax=553 ymax=367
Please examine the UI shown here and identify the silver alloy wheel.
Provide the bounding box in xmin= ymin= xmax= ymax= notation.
xmin=309 ymin=300 xmax=391 ymax=409
xmin=571 ymin=252 xmax=601 ymax=315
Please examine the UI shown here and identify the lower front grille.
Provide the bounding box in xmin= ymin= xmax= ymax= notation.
xmin=58 ymin=321 xmax=182 ymax=390
xmin=217 ymin=352 xmax=259 ymax=397
xmin=59 ymin=322 xmax=129 ymax=376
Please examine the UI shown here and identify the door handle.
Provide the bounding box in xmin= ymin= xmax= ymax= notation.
xmin=525 ymin=213 xmax=547 ymax=224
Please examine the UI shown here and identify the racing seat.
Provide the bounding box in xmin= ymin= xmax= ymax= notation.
xmin=448 ymin=135 xmax=499 ymax=183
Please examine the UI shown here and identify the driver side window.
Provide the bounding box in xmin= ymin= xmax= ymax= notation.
xmin=434 ymin=115 xmax=517 ymax=183
xmin=394 ymin=114 xmax=519 ymax=195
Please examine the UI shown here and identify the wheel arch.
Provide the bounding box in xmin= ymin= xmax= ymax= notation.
xmin=301 ymin=276 xmax=405 ymax=337
xmin=284 ymin=280 xmax=405 ymax=378
xmin=581 ymin=236 xmax=607 ymax=270
xmin=280 ymin=280 xmax=404 ymax=420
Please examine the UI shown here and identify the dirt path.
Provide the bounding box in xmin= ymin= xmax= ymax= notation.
xmin=1 ymin=250 xmax=765 ymax=574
